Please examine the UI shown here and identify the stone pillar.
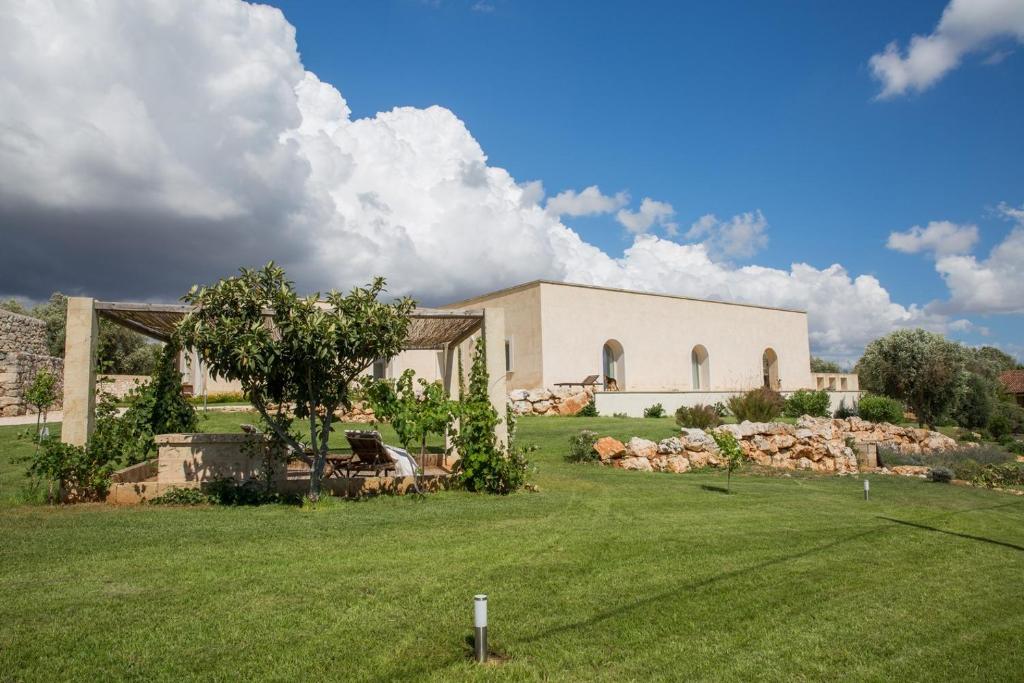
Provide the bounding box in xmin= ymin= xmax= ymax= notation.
xmin=62 ymin=297 xmax=98 ymax=446
xmin=483 ymin=307 xmax=508 ymax=449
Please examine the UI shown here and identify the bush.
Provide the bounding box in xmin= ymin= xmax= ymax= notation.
xmin=566 ymin=430 xmax=599 ymax=463
xmin=833 ymin=398 xmax=857 ymax=419
xmin=712 ymin=401 xmax=729 ymax=417
xmin=24 ymin=438 xmax=120 ymax=502
xmin=118 ymin=344 xmax=198 ymax=463
xmin=971 ymin=463 xmax=1024 ymax=489
xmin=987 ymin=413 xmax=1012 ymax=440
xmin=148 ymin=487 xmax=215 ymax=505
xmin=190 ymin=391 xmax=247 ymax=405
xmin=675 ymin=404 xmax=721 ymax=429
xmin=576 ymin=397 xmax=598 ymax=417
xmin=727 ymin=388 xmax=784 ymax=423
xmin=1005 ymin=439 xmax=1024 ymax=456
xmin=857 ymin=395 xmax=904 ymax=424
xmin=643 ymin=403 xmax=665 ymax=418
xmin=783 ymin=389 xmax=830 ymax=418
xmin=928 ymin=467 xmax=954 ymax=483
xmin=951 ymin=372 xmax=995 ymax=429
xmin=879 ymin=444 xmax=1014 ymax=481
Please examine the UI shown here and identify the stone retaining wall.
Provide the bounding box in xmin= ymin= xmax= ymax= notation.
xmin=509 ymin=387 xmax=593 ymax=416
xmin=0 ymin=309 xmax=63 ymax=417
xmin=593 ymin=416 xmax=963 ymax=475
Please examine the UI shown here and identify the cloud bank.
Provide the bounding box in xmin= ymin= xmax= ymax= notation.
xmin=887 ymin=221 xmax=979 ymax=256
xmin=869 ymin=0 xmax=1024 ymax=98
xmin=0 ymin=0 xmax=974 ymax=358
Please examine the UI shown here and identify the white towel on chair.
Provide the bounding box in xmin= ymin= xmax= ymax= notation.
xmin=386 ymin=446 xmax=417 ymax=477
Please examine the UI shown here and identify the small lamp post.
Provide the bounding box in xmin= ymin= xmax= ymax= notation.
xmin=863 ymin=478 xmax=870 ymax=501
xmin=474 ymin=594 xmax=488 ymax=663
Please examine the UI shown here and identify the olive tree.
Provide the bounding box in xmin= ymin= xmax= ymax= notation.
xmin=856 ymin=329 xmax=963 ymax=429
xmin=176 ymin=264 xmax=414 ymax=500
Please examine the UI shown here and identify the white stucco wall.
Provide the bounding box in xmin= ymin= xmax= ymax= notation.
xmin=536 ymin=282 xmax=813 ymax=391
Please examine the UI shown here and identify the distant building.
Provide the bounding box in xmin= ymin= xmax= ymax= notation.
xmin=999 ymin=370 xmax=1024 ymax=406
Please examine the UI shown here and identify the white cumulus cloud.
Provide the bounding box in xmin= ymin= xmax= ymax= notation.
xmin=685 ymin=211 xmax=769 ymax=260
xmin=886 ymin=220 xmax=979 ymax=256
xmin=616 ymin=198 xmax=678 ymax=235
xmin=545 ymin=185 xmax=628 ymax=217
xmin=0 ymin=0 xmax=975 ymax=358
xmin=931 ymin=204 xmax=1024 ymax=314
xmin=869 ymin=0 xmax=1024 ymax=98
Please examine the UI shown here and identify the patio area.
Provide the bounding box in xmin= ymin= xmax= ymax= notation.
xmin=60 ymin=296 xmax=509 ymax=502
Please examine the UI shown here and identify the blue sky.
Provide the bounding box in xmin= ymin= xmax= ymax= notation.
xmin=1 ymin=0 xmax=1021 ymax=360
xmin=271 ymin=0 xmax=1023 ymax=353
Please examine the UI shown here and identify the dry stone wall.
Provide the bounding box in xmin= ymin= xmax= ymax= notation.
xmin=0 ymin=309 xmax=63 ymax=416
xmin=593 ymin=415 xmax=963 ymax=475
xmin=509 ymin=387 xmax=593 ymax=416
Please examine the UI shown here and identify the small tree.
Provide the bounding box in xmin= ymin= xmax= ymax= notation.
xmin=118 ymin=343 xmax=198 ymax=463
xmin=711 ymin=430 xmax=744 ymax=494
xmin=856 ymin=329 xmax=963 ymax=429
xmin=24 ymin=368 xmax=59 ymax=448
xmin=177 ymin=264 xmax=414 ymax=500
xmin=810 ymin=357 xmax=842 ymax=373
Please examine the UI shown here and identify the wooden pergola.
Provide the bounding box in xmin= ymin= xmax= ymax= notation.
xmin=61 ymin=297 xmax=507 ymax=449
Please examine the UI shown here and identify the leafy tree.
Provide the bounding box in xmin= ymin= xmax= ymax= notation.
xmin=0 ymin=298 xmax=30 ymax=315
xmin=810 ymin=357 xmax=842 ymax=373
xmin=711 ymin=430 xmax=744 ymax=494
xmin=950 ymin=371 xmax=995 ymax=430
xmin=176 ymin=263 xmax=414 ymax=500
xmin=451 ymin=338 xmax=528 ymax=494
xmin=856 ymin=329 xmax=963 ymax=429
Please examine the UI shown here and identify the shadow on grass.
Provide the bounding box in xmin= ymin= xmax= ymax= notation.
xmin=878 ymin=516 xmax=1024 ymax=552
xmin=700 ymin=484 xmax=730 ymax=494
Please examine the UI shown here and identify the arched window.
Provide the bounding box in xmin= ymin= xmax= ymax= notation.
xmin=602 ymin=340 xmax=625 ymax=391
xmin=762 ymin=348 xmax=779 ymax=389
xmin=691 ymin=345 xmax=709 ymax=390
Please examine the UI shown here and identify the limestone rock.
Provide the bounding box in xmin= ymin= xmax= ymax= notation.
xmin=619 ymin=456 xmax=653 ymax=472
xmin=593 ymin=437 xmax=625 ymax=461
xmin=532 ymin=400 xmax=552 ymax=413
xmin=626 ymin=437 xmax=658 ymax=459
xmin=658 ymin=437 xmax=683 ymax=454
xmin=509 ymin=389 xmax=529 ymax=402
xmin=558 ymin=391 xmax=591 ymax=416
xmin=666 ymin=455 xmax=691 ymax=473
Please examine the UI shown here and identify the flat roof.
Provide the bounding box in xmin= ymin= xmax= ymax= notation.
xmin=443 ymin=279 xmax=807 ymax=315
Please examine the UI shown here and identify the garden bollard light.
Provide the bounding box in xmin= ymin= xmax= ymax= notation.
xmin=864 ymin=479 xmax=870 ymax=501
xmin=474 ymin=594 xmax=488 ymax=663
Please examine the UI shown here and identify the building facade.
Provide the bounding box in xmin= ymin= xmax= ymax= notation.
xmin=389 ymin=280 xmax=815 ymax=393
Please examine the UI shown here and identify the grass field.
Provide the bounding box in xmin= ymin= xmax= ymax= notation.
xmin=1 ymin=413 xmax=1022 ymax=681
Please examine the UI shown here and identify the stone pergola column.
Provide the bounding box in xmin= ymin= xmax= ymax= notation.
xmin=483 ymin=307 xmax=508 ymax=449
xmin=62 ymin=297 xmax=98 ymax=446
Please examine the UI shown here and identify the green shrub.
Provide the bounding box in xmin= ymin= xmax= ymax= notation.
xmin=190 ymin=391 xmax=247 ymax=405
xmin=675 ymin=404 xmax=721 ymax=429
xmin=566 ymin=430 xmax=599 ymax=463
xmin=971 ymin=463 xmax=1024 ymax=489
xmin=833 ymin=398 xmax=857 ymax=419
xmin=955 ymin=428 xmax=981 ymax=443
xmin=951 ymin=372 xmax=995 ymax=429
xmin=612 ymin=412 xmax=629 ymax=419
xmin=712 ymin=401 xmax=729 ymax=417
xmin=879 ymin=444 xmax=1013 ymax=482
xmin=576 ymin=397 xmax=598 ymax=417
xmin=643 ymin=403 xmax=665 ymax=418
xmin=727 ymin=388 xmax=784 ymax=423
xmin=857 ymin=395 xmax=904 ymax=424
xmin=1005 ymin=439 xmax=1024 ymax=456
xmin=928 ymin=467 xmax=954 ymax=483
xmin=24 ymin=437 xmax=120 ymax=502
xmin=783 ymin=389 xmax=830 ymax=418
xmin=987 ymin=413 xmax=1012 ymax=440
xmin=148 ymin=487 xmax=215 ymax=505
xmin=118 ymin=344 xmax=198 ymax=463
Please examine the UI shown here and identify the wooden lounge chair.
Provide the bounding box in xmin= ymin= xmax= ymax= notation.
xmin=554 ymin=374 xmax=602 ymax=389
xmin=339 ymin=430 xmax=397 ymax=477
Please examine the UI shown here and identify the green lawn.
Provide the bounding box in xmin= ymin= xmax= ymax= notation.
xmin=1 ymin=414 xmax=1022 ymax=681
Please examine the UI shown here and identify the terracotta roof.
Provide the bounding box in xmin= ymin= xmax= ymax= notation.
xmin=999 ymin=370 xmax=1024 ymax=394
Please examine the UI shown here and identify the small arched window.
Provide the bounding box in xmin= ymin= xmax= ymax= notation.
xmin=762 ymin=348 xmax=779 ymax=389
xmin=602 ymin=340 xmax=625 ymax=391
xmin=691 ymin=345 xmax=710 ymax=390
